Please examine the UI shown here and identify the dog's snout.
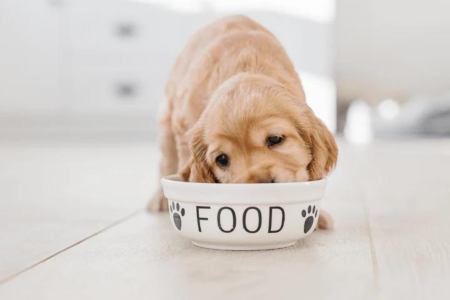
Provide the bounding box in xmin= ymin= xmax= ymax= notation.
xmin=234 ymin=168 xmax=274 ymax=183
xmin=256 ymin=177 xmax=275 ymax=183
xmin=240 ymin=176 xmax=273 ymax=183
xmin=258 ymin=178 xmax=275 ymax=183
xmin=231 ymin=163 xmax=276 ymax=183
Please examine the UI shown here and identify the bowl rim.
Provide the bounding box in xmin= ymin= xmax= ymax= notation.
xmin=161 ymin=174 xmax=327 ymax=204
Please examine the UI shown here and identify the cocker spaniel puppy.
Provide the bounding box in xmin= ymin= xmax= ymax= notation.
xmin=148 ymin=15 xmax=338 ymax=229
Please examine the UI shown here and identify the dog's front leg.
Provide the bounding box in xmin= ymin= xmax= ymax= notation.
xmin=318 ymin=209 xmax=333 ymax=229
xmin=147 ymin=104 xmax=178 ymax=212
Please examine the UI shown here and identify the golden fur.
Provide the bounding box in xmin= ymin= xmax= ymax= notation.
xmin=148 ymin=16 xmax=338 ymax=228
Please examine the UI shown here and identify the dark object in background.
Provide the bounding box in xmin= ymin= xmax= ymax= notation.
xmin=374 ymin=92 xmax=450 ymax=138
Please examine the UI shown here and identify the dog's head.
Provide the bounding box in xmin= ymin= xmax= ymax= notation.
xmin=180 ymin=74 xmax=337 ymax=183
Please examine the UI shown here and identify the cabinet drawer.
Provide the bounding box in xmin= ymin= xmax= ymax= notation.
xmin=68 ymin=0 xmax=187 ymax=53
xmin=68 ymin=67 xmax=165 ymax=114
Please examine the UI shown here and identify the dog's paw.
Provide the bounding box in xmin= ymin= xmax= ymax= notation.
xmin=317 ymin=209 xmax=333 ymax=230
xmin=146 ymin=188 xmax=169 ymax=212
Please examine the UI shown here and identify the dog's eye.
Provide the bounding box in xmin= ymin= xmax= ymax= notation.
xmin=267 ymin=136 xmax=284 ymax=147
xmin=215 ymin=154 xmax=230 ymax=168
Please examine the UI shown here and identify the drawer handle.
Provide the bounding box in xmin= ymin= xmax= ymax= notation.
xmin=115 ymin=83 xmax=137 ymax=98
xmin=115 ymin=23 xmax=136 ymax=38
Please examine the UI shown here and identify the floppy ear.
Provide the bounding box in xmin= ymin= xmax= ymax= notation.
xmin=300 ymin=107 xmax=338 ymax=180
xmin=179 ymin=124 xmax=215 ymax=183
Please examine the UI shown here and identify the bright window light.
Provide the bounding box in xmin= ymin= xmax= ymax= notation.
xmin=344 ymin=100 xmax=373 ymax=144
xmin=300 ymin=72 xmax=336 ymax=133
xmin=378 ymin=98 xmax=400 ymax=121
xmin=130 ymin=0 xmax=336 ymax=23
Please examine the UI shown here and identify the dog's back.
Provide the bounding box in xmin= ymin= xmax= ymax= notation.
xmin=166 ymin=16 xmax=270 ymax=93
xmin=165 ymin=15 xmax=304 ymax=117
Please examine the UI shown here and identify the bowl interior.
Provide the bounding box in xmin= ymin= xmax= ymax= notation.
xmin=161 ymin=175 xmax=327 ymax=205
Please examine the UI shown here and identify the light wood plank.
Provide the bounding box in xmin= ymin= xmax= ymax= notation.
xmin=0 ymin=139 xmax=159 ymax=281
xmin=6 ymin=139 xmax=448 ymax=299
xmin=0 ymin=145 xmax=377 ymax=299
xmin=354 ymin=140 xmax=450 ymax=299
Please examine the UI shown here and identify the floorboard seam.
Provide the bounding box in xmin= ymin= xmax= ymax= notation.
xmin=360 ymin=187 xmax=381 ymax=294
xmin=0 ymin=208 xmax=144 ymax=286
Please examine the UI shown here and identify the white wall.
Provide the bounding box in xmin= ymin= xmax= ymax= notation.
xmin=336 ymin=0 xmax=450 ymax=103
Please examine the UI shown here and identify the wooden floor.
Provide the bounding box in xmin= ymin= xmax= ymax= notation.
xmin=0 ymin=136 xmax=449 ymax=300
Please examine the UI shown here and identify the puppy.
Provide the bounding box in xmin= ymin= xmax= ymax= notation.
xmin=148 ymin=16 xmax=337 ymax=229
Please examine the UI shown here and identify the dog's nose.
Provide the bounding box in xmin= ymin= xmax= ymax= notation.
xmin=257 ymin=178 xmax=275 ymax=183
xmin=244 ymin=174 xmax=274 ymax=183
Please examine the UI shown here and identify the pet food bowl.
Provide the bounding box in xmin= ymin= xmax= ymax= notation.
xmin=161 ymin=174 xmax=327 ymax=251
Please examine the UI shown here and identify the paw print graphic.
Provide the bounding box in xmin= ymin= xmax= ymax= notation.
xmin=302 ymin=205 xmax=318 ymax=234
xmin=170 ymin=202 xmax=185 ymax=230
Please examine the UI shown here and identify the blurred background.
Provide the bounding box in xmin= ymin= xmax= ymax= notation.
xmin=1 ymin=0 xmax=449 ymax=142
xmin=1 ymin=1 xmax=450 ymax=295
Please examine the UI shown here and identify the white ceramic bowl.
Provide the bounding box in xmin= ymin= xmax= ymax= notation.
xmin=161 ymin=174 xmax=327 ymax=251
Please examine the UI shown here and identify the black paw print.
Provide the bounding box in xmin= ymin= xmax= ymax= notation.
xmin=170 ymin=202 xmax=185 ymax=230
xmin=302 ymin=205 xmax=318 ymax=234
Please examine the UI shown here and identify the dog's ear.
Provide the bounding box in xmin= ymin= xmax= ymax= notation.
xmin=299 ymin=106 xmax=338 ymax=180
xmin=179 ymin=124 xmax=215 ymax=183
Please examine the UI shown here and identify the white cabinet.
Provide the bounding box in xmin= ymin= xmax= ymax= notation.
xmin=0 ymin=0 xmax=336 ymax=132
xmin=65 ymin=0 xmax=178 ymax=115
xmin=0 ymin=0 xmax=61 ymax=114
xmin=69 ymin=66 xmax=158 ymax=114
